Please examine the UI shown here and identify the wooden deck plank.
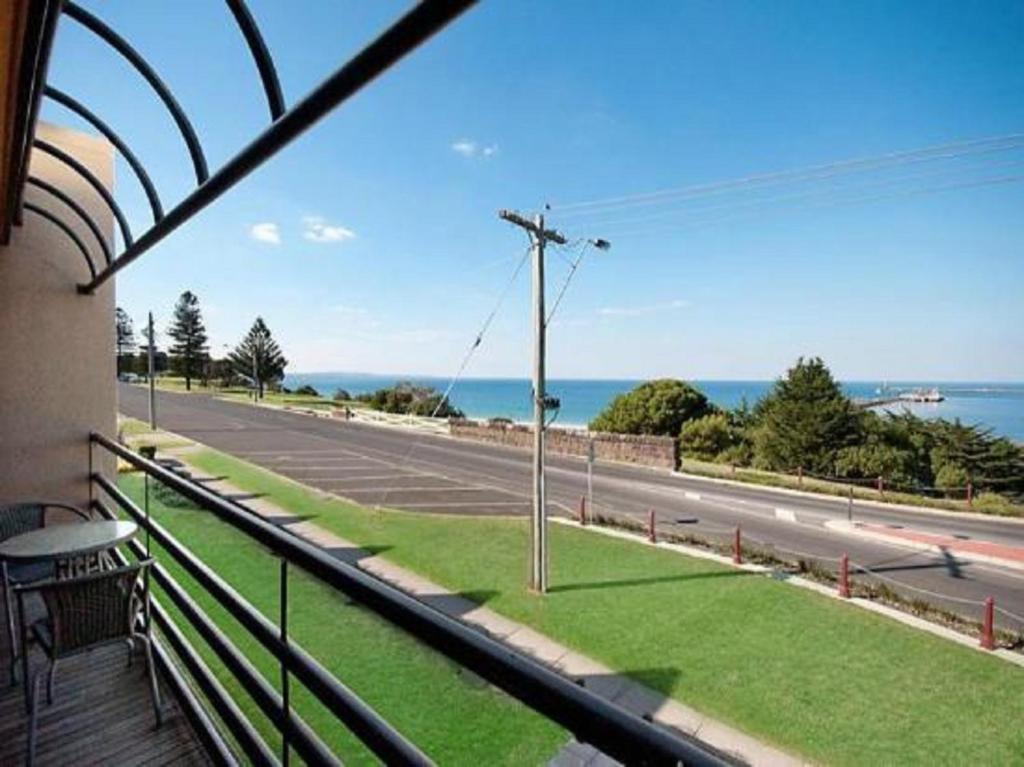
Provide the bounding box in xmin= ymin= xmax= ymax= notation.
xmin=0 ymin=591 xmax=213 ymax=766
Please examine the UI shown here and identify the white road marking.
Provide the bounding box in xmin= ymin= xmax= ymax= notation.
xmin=684 ymin=491 xmax=701 ymax=501
xmin=774 ymin=508 xmax=798 ymax=522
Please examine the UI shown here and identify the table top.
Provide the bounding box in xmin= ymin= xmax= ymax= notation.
xmin=0 ymin=520 xmax=138 ymax=562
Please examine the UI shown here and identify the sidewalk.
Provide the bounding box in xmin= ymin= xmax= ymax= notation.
xmin=168 ymin=450 xmax=805 ymax=767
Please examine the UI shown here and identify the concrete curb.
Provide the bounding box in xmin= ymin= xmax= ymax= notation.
xmin=552 ymin=518 xmax=1024 ymax=669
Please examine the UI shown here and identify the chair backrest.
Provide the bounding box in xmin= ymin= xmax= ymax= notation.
xmin=36 ymin=560 xmax=151 ymax=657
xmin=0 ymin=503 xmax=45 ymax=543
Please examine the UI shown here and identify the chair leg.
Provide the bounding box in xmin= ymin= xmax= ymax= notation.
xmin=2 ymin=568 xmax=16 ymax=687
xmin=140 ymin=635 xmax=163 ymax=728
xmin=26 ymin=671 xmax=42 ymax=767
xmin=46 ymin=660 xmax=56 ymax=706
xmin=126 ymin=637 xmax=135 ymax=669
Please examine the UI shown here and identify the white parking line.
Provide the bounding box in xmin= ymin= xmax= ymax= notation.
xmin=391 ymin=501 xmax=529 ymax=509
xmin=318 ymin=474 xmax=422 ymax=483
xmin=339 ymin=486 xmax=491 ymax=494
xmin=684 ymin=491 xmax=701 ymax=501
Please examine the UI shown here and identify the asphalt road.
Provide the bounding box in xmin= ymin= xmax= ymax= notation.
xmin=119 ymin=384 xmax=1024 ymax=634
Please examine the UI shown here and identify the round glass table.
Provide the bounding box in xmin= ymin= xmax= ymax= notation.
xmin=0 ymin=520 xmax=137 ymax=564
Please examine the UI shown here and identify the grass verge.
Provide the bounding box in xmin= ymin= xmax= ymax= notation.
xmin=117 ymin=473 xmax=566 ymax=766
xmin=185 ymin=446 xmax=1024 ymax=766
xmin=678 ymin=457 xmax=1024 ymax=517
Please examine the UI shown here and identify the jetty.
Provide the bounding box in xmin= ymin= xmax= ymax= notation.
xmin=854 ymin=388 xmax=945 ymax=408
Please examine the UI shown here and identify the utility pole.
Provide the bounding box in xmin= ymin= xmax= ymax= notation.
xmin=147 ymin=312 xmax=156 ymax=429
xmin=499 ymin=209 xmax=567 ymax=593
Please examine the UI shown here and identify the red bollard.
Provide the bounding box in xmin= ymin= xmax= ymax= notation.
xmin=966 ymin=481 xmax=973 ymax=510
xmin=797 ymin=466 xmax=803 ymax=488
xmin=578 ymin=494 xmax=587 ymax=526
xmin=877 ymin=475 xmax=884 ymax=496
xmin=838 ymin=554 xmax=851 ymax=598
xmin=647 ymin=509 xmax=657 ymax=543
xmin=733 ymin=526 xmax=742 ymax=565
xmin=980 ymin=597 xmax=995 ymax=650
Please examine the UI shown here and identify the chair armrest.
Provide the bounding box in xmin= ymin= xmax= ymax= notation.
xmin=41 ymin=502 xmax=91 ymax=523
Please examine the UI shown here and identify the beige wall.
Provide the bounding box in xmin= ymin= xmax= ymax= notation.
xmin=0 ymin=122 xmax=116 ymax=508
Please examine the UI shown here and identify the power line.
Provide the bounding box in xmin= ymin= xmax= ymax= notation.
xmin=548 ymin=133 xmax=1024 ymax=217
xmin=546 ymin=239 xmax=591 ymax=327
xmin=428 ymin=244 xmax=532 ymax=417
xmin=586 ymin=155 xmax=1024 ymax=232
xmin=596 ymin=170 xmax=1024 ymax=238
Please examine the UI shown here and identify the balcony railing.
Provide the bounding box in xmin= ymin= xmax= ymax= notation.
xmin=88 ymin=431 xmax=730 ymax=766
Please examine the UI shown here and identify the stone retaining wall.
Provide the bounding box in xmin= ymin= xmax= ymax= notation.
xmin=449 ymin=420 xmax=678 ymax=470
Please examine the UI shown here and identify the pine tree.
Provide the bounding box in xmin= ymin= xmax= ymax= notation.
xmin=752 ymin=357 xmax=859 ymax=474
xmin=115 ymin=307 xmax=135 ymax=376
xmin=167 ymin=291 xmax=209 ymax=391
xmin=228 ymin=317 xmax=287 ymax=399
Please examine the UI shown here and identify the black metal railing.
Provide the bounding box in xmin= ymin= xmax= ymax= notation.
xmin=89 ymin=432 xmax=731 ymax=766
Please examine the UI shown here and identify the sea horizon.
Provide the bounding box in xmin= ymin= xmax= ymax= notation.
xmin=284 ymin=371 xmax=1024 ymax=442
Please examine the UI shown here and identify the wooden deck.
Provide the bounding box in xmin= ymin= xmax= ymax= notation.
xmin=0 ymin=593 xmax=212 ymax=766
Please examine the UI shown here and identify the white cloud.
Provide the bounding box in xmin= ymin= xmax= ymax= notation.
xmin=451 ymin=139 xmax=477 ymax=157
xmin=250 ymin=222 xmax=280 ymax=245
xmin=598 ymin=299 xmax=689 ymax=317
xmin=451 ymin=139 xmax=498 ymax=159
xmin=303 ymin=216 xmax=356 ymax=244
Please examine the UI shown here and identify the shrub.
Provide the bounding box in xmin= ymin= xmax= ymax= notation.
xmin=589 ymin=379 xmax=711 ymax=436
xmin=294 ymin=384 xmax=320 ymax=397
xmin=934 ymin=463 xmax=970 ymax=494
xmin=972 ymin=491 xmax=1018 ymax=516
xmin=835 ymin=443 xmax=918 ymax=487
xmin=333 ymin=388 xmax=352 ymax=402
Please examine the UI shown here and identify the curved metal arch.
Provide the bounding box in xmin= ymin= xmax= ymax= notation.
xmin=27 ymin=176 xmax=113 ymax=266
xmin=23 ymin=203 xmax=98 ymax=280
xmin=225 ymin=0 xmax=286 ymax=120
xmin=63 ymin=1 xmax=209 ymax=184
xmin=33 ymin=138 xmax=133 ymax=249
xmin=44 ymin=86 xmax=164 ymax=223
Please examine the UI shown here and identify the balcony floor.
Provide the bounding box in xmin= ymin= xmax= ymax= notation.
xmin=0 ymin=594 xmax=211 ymax=766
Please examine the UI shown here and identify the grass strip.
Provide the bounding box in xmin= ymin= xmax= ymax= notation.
xmin=118 ymin=473 xmax=566 ymax=766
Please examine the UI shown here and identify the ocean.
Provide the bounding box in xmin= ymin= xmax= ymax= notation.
xmin=283 ymin=373 xmax=1024 ymax=442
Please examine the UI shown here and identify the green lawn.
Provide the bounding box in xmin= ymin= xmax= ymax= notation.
xmin=117 ymin=473 xmax=565 ymax=766
xmin=184 ymin=447 xmax=1024 ymax=766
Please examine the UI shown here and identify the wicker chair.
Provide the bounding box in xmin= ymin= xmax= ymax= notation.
xmin=16 ymin=560 xmax=161 ymax=766
xmin=1 ymin=502 xmax=90 ymax=686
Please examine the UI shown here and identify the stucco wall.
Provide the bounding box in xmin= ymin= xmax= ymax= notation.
xmin=0 ymin=122 xmax=116 ymax=508
xmin=449 ymin=420 xmax=679 ymax=470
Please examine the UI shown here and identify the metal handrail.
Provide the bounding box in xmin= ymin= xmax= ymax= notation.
xmin=92 ymin=432 xmax=732 ymax=766
xmin=93 ymin=473 xmax=428 ymax=766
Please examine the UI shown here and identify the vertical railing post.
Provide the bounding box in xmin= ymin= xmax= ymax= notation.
xmin=847 ymin=484 xmax=854 ymax=522
xmin=966 ymin=481 xmax=973 ymax=510
xmin=980 ymin=597 xmax=995 ymax=651
xmin=280 ymin=558 xmax=291 ymax=766
xmin=647 ymin=509 xmax=656 ymax=543
xmin=733 ymin=526 xmax=742 ymax=565
xmin=838 ymin=554 xmax=851 ymax=598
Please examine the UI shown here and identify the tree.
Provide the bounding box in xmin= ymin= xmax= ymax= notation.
xmin=751 ymin=357 xmax=859 ymax=474
xmin=680 ymin=412 xmax=740 ymax=462
xmin=228 ymin=317 xmax=287 ymax=398
xmin=115 ymin=307 xmax=135 ymax=376
xmin=589 ymin=379 xmax=711 ymax=436
xmin=167 ymin=291 xmax=209 ymax=391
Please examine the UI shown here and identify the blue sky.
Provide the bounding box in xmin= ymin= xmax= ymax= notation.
xmin=42 ymin=0 xmax=1024 ymax=380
